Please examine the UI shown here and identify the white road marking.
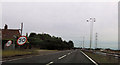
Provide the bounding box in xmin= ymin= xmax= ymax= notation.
xmin=58 ymin=55 xmax=66 ymax=60
xmin=68 ymin=53 xmax=70 ymax=55
xmin=2 ymin=56 xmax=33 ymax=62
xmin=46 ymin=61 xmax=54 ymax=65
xmin=80 ymin=51 xmax=98 ymax=65
xmin=2 ymin=58 xmax=24 ymax=62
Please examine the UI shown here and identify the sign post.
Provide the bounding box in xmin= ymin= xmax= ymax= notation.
xmin=17 ymin=36 xmax=27 ymax=45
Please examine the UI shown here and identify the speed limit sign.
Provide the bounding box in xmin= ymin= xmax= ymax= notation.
xmin=17 ymin=36 xmax=27 ymax=45
xmin=6 ymin=40 xmax=12 ymax=47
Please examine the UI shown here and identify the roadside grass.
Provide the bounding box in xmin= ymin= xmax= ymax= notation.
xmin=0 ymin=50 xmax=2 ymax=55
xmin=2 ymin=50 xmax=34 ymax=57
xmin=2 ymin=49 xmax=58 ymax=58
xmin=0 ymin=50 xmax=2 ymax=59
xmin=35 ymin=49 xmax=58 ymax=52
xmin=83 ymin=51 xmax=118 ymax=63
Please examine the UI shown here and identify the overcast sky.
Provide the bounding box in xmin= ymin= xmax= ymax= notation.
xmin=2 ymin=2 xmax=118 ymax=49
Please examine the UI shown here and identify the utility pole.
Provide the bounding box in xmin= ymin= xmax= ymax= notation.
xmin=95 ymin=33 xmax=98 ymax=49
xmin=87 ymin=18 xmax=96 ymax=49
xmin=80 ymin=41 xmax=82 ymax=48
xmin=83 ymin=36 xmax=85 ymax=48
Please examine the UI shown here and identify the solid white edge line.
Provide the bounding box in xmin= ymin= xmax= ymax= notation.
xmin=46 ymin=61 xmax=54 ymax=65
xmin=80 ymin=51 xmax=98 ymax=65
xmin=2 ymin=58 xmax=24 ymax=62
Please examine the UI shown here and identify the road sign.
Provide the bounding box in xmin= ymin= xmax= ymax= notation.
xmin=6 ymin=40 xmax=12 ymax=47
xmin=17 ymin=36 xmax=27 ymax=45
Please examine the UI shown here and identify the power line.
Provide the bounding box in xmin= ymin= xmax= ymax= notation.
xmin=95 ymin=33 xmax=98 ymax=49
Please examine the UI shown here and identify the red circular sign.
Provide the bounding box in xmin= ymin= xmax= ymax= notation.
xmin=6 ymin=40 xmax=12 ymax=47
xmin=17 ymin=36 xmax=27 ymax=45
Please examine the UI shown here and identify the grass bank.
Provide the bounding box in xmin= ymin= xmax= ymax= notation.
xmin=2 ymin=49 xmax=59 ymax=58
xmin=2 ymin=49 xmax=36 ymax=58
xmin=83 ymin=51 xmax=119 ymax=64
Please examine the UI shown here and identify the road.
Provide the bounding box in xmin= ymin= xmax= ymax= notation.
xmin=2 ymin=49 xmax=97 ymax=65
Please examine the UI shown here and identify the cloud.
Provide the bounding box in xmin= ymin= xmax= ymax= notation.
xmin=2 ymin=2 xmax=118 ymax=49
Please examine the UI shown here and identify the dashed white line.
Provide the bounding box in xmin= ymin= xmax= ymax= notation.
xmin=46 ymin=61 xmax=54 ymax=65
xmin=80 ymin=51 xmax=98 ymax=65
xmin=68 ymin=53 xmax=70 ymax=55
xmin=58 ymin=55 xmax=66 ymax=60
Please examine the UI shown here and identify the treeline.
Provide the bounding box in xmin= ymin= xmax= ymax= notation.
xmin=28 ymin=33 xmax=74 ymax=50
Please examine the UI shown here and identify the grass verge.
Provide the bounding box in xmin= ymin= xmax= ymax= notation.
xmin=83 ymin=51 xmax=118 ymax=63
xmin=2 ymin=49 xmax=38 ymax=58
xmin=2 ymin=49 xmax=58 ymax=58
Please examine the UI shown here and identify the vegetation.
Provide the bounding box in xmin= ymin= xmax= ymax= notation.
xmin=83 ymin=51 xmax=118 ymax=63
xmin=28 ymin=32 xmax=74 ymax=50
xmin=2 ymin=50 xmax=33 ymax=57
xmin=2 ymin=49 xmax=58 ymax=58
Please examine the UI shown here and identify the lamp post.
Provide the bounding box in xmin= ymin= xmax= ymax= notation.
xmin=87 ymin=18 xmax=96 ymax=49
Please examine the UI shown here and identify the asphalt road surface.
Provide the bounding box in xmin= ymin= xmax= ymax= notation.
xmin=2 ymin=49 xmax=97 ymax=65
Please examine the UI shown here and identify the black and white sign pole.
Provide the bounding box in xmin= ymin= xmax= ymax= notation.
xmin=19 ymin=23 xmax=23 ymax=49
xmin=21 ymin=23 xmax=23 ymax=36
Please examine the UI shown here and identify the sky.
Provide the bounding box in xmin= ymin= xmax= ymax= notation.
xmin=1 ymin=0 xmax=119 ymax=2
xmin=1 ymin=2 xmax=118 ymax=50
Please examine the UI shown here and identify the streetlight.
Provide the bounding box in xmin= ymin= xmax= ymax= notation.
xmin=87 ymin=18 xmax=96 ymax=49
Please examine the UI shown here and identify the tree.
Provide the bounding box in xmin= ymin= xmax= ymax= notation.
xmin=68 ymin=40 xmax=74 ymax=49
xmin=29 ymin=33 xmax=37 ymax=37
xmin=28 ymin=32 xmax=74 ymax=50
